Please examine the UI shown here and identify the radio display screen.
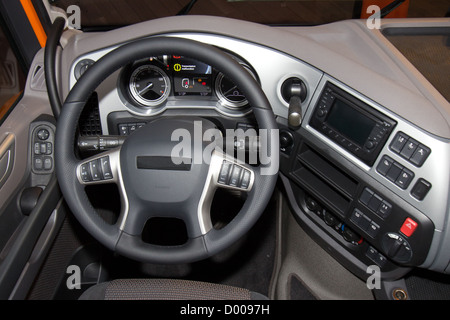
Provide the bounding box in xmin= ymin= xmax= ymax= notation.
xmin=325 ymin=98 xmax=376 ymax=147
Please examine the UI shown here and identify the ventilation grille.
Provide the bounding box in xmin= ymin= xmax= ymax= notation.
xmin=78 ymin=92 xmax=102 ymax=136
xmin=30 ymin=64 xmax=46 ymax=91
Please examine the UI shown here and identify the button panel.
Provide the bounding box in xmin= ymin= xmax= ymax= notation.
xmin=390 ymin=132 xmax=431 ymax=167
xmin=351 ymin=209 xmax=380 ymax=238
xmin=217 ymin=161 xmax=252 ymax=190
xmin=377 ymin=155 xmax=415 ymax=190
xmin=366 ymin=246 xmax=388 ymax=268
xmin=118 ymin=122 xmax=146 ymax=135
xmin=32 ymin=125 xmax=54 ymax=173
xmin=79 ymin=156 xmax=113 ymax=183
xmin=359 ymin=187 xmax=392 ymax=219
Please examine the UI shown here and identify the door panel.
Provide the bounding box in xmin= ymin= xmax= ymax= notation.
xmin=0 ymin=133 xmax=14 ymax=189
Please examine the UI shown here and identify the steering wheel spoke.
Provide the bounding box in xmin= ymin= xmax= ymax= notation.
xmin=76 ymin=148 xmax=131 ymax=230
xmin=197 ymin=150 xmax=255 ymax=234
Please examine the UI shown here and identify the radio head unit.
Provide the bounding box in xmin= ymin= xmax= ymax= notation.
xmin=309 ymin=82 xmax=396 ymax=166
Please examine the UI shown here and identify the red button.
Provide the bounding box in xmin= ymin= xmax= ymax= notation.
xmin=400 ymin=218 xmax=418 ymax=237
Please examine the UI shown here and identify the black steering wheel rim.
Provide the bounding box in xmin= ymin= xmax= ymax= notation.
xmin=55 ymin=36 xmax=279 ymax=264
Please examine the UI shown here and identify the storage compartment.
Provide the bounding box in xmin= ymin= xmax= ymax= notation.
xmin=291 ymin=144 xmax=358 ymax=218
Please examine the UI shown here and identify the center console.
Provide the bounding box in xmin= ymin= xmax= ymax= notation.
xmin=279 ymin=75 xmax=444 ymax=280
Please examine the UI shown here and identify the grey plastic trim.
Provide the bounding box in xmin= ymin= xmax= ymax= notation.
xmin=0 ymin=134 xmax=15 ymax=189
xmin=9 ymin=199 xmax=66 ymax=300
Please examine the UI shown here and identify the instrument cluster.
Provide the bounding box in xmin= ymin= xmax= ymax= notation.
xmin=118 ymin=54 xmax=258 ymax=115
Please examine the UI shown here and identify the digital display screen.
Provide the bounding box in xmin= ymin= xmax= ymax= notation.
xmin=325 ymin=98 xmax=376 ymax=146
xmin=171 ymin=56 xmax=212 ymax=96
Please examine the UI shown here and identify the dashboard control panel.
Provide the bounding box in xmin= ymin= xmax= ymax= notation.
xmin=279 ymin=76 xmax=440 ymax=279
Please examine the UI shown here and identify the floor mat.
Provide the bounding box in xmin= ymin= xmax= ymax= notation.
xmin=288 ymin=274 xmax=317 ymax=300
xmin=405 ymin=269 xmax=450 ymax=300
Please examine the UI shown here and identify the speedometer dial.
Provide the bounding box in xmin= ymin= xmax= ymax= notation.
xmin=129 ymin=65 xmax=170 ymax=107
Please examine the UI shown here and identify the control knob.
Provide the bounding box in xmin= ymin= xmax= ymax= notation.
xmin=382 ymin=233 xmax=413 ymax=264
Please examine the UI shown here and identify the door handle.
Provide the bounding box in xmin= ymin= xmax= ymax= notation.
xmin=0 ymin=133 xmax=15 ymax=189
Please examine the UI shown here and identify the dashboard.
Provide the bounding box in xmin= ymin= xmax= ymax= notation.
xmin=51 ymin=16 xmax=450 ymax=281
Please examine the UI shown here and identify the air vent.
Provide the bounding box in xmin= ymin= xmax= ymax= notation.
xmin=78 ymin=92 xmax=102 ymax=136
xmin=30 ymin=64 xmax=46 ymax=91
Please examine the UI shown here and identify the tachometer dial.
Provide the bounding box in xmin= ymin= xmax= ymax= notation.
xmin=129 ymin=65 xmax=170 ymax=107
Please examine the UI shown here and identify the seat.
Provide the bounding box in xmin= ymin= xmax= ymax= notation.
xmin=79 ymin=278 xmax=268 ymax=300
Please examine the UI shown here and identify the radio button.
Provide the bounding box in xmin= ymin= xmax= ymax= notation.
xmin=317 ymin=109 xmax=327 ymax=117
xmin=364 ymin=140 xmax=376 ymax=150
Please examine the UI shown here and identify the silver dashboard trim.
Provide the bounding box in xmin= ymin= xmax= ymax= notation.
xmin=69 ymin=33 xmax=323 ymax=135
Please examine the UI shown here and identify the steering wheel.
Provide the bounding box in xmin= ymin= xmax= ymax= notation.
xmin=55 ymin=37 xmax=279 ymax=264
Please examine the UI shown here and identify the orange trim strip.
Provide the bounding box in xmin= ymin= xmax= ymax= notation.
xmin=20 ymin=0 xmax=47 ymax=47
xmin=361 ymin=0 xmax=410 ymax=19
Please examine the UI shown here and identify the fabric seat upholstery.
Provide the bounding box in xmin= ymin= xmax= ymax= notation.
xmin=79 ymin=278 xmax=268 ymax=300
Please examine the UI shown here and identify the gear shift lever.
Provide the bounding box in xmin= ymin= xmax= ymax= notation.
xmin=281 ymin=78 xmax=307 ymax=129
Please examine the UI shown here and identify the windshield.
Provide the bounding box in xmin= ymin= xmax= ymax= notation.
xmin=52 ymin=0 xmax=449 ymax=29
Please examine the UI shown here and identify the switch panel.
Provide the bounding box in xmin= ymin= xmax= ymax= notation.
xmin=79 ymin=156 xmax=113 ymax=183
xmin=32 ymin=125 xmax=55 ymax=174
xmin=217 ymin=160 xmax=252 ymax=190
xmin=390 ymin=132 xmax=431 ymax=167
